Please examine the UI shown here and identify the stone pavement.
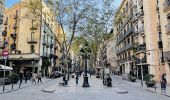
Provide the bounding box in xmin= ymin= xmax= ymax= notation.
xmin=0 ymin=77 xmax=52 ymax=94
xmin=113 ymin=75 xmax=170 ymax=97
xmin=0 ymin=75 xmax=170 ymax=100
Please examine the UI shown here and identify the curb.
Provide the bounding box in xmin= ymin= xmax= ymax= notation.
xmin=42 ymin=88 xmax=56 ymax=93
xmin=146 ymin=89 xmax=170 ymax=97
xmin=114 ymin=88 xmax=128 ymax=94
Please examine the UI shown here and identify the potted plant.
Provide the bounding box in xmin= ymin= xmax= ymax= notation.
xmin=130 ymin=76 xmax=136 ymax=82
xmin=144 ymin=74 xmax=156 ymax=87
xmin=7 ymin=73 xmax=19 ymax=84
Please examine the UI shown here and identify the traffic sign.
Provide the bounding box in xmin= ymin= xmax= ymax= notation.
xmin=2 ymin=50 xmax=9 ymax=57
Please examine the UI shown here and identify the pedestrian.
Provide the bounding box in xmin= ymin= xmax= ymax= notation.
xmin=37 ymin=71 xmax=42 ymax=83
xmin=90 ymin=72 xmax=92 ymax=78
xmin=24 ymin=72 xmax=28 ymax=83
xmin=75 ymin=75 xmax=79 ymax=85
xmin=19 ymin=72 xmax=23 ymax=88
xmin=63 ymin=75 xmax=66 ymax=85
xmin=32 ymin=72 xmax=37 ymax=84
xmin=161 ymin=73 xmax=167 ymax=93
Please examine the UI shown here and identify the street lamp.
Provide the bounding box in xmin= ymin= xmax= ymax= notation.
xmin=80 ymin=42 xmax=91 ymax=87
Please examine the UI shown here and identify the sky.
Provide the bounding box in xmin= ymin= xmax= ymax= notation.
xmin=5 ymin=0 xmax=122 ymax=8
xmin=5 ymin=0 xmax=20 ymax=8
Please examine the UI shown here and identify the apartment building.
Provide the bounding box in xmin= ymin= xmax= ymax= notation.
xmin=159 ymin=0 xmax=170 ymax=84
xmin=115 ymin=0 xmax=164 ymax=82
xmin=0 ymin=0 xmax=5 ymax=53
xmin=0 ymin=1 xmax=62 ymax=76
xmin=106 ymin=35 xmax=118 ymax=74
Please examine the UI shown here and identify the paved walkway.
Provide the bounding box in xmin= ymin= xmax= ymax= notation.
xmin=0 ymin=75 xmax=170 ymax=100
xmin=0 ymin=77 xmax=52 ymax=94
xmin=113 ymin=75 xmax=170 ymax=97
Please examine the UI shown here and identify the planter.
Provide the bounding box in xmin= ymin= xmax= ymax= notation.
xmin=130 ymin=78 xmax=136 ymax=82
xmin=146 ymin=81 xmax=156 ymax=87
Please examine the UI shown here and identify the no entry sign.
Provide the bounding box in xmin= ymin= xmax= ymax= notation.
xmin=2 ymin=50 xmax=9 ymax=57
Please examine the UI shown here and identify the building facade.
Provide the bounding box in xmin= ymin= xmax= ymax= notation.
xmin=159 ymin=0 xmax=170 ymax=84
xmin=0 ymin=1 xmax=62 ymax=76
xmin=106 ymin=36 xmax=118 ymax=74
xmin=115 ymin=0 xmax=164 ymax=82
xmin=0 ymin=0 xmax=5 ymax=54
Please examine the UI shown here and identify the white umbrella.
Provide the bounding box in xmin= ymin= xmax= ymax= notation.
xmin=0 ymin=64 xmax=13 ymax=70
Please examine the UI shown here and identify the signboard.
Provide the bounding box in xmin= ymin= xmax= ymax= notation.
xmin=2 ymin=49 xmax=9 ymax=57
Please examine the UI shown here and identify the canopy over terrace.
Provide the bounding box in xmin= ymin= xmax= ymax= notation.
xmin=0 ymin=64 xmax=13 ymax=70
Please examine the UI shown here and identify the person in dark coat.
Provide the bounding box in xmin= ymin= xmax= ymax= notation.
xmin=161 ymin=73 xmax=167 ymax=93
xmin=19 ymin=72 xmax=23 ymax=88
xmin=63 ymin=75 xmax=66 ymax=85
xmin=24 ymin=72 xmax=28 ymax=83
xmin=75 ymin=75 xmax=79 ymax=85
xmin=107 ymin=75 xmax=112 ymax=87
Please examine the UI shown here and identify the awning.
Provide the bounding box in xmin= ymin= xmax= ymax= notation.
xmin=136 ymin=63 xmax=149 ymax=66
xmin=0 ymin=64 xmax=13 ymax=70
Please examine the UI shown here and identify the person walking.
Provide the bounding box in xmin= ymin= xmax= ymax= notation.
xmin=19 ymin=72 xmax=23 ymax=88
xmin=32 ymin=72 xmax=37 ymax=84
xmin=24 ymin=72 xmax=28 ymax=84
xmin=75 ymin=75 xmax=79 ymax=85
xmin=63 ymin=75 xmax=66 ymax=85
xmin=37 ymin=71 xmax=42 ymax=83
xmin=161 ymin=73 xmax=167 ymax=93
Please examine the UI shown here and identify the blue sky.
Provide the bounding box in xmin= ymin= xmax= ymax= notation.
xmin=6 ymin=0 xmax=20 ymax=8
xmin=5 ymin=0 xmax=122 ymax=8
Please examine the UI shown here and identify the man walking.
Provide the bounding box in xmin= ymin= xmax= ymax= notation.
xmin=37 ymin=71 xmax=42 ymax=83
xmin=32 ymin=72 xmax=37 ymax=84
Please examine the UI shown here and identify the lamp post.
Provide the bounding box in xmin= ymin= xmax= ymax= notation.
xmin=80 ymin=42 xmax=91 ymax=87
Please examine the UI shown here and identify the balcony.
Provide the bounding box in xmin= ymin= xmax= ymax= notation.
xmin=30 ymin=26 xmax=37 ymax=30
xmin=4 ymin=20 xmax=8 ymax=25
xmin=134 ymin=31 xmax=139 ymax=36
xmin=129 ymin=0 xmax=133 ymax=8
xmin=138 ymin=0 xmax=143 ymax=8
xmin=10 ymin=33 xmax=17 ymax=39
xmin=157 ymin=24 xmax=161 ymax=31
xmin=158 ymin=41 xmax=163 ymax=49
xmin=46 ymin=41 xmax=51 ymax=47
xmin=13 ymin=14 xmax=18 ymax=19
xmin=132 ymin=16 xmax=138 ymax=22
xmin=50 ymin=44 xmax=53 ymax=48
xmin=10 ymin=43 xmax=16 ymax=50
xmin=54 ymin=46 xmax=58 ymax=50
xmin=2 ymin=31 xmax=7 ymax=36
xmin=116 ymin=27 xmax=134 ymax=44
xmin=163 ymin=0 xmax=170 ymax=12
xmin=116 ymin=43 xmax=133 ymax=54
xmin=136 ymin=43 xmax=146 ymax=53
xmin=138 ymin=26 xmax=144 ymax=34
xmin=27 ymin=37 xmax=38 ymax=44
xmin=138 ymin=10 xmax=144 ymax=18
xmin=13 ymin=24 xmax=17 ymax=29
xmin=164 ymin=51 xmax=170 ymax=62
xmin=165 ymin=23 xmax=170 ymax=33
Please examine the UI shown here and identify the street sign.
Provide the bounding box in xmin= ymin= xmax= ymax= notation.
xmin=2 ymin=49 xmax=9 ymax=57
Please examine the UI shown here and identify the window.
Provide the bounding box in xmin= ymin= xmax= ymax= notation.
xmin=158 ymin=32 xmax=162 ymax=41
xmin=168 ymin=38 xmax=170 ymax=50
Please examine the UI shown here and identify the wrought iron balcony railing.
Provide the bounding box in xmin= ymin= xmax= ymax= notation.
xmin=164 ymin=51 xmax=170 ymax=62
xmin=165 ymin=23 xmax=170 ymax=33
xmin=163 ymin=0 xmax=170 ymax=12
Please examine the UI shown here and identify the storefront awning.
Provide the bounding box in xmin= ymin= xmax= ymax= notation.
xmin=0 ymin=53 xmax=39 ymax=61
xmin=0 ymin=64 xmax=13 ymax=70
